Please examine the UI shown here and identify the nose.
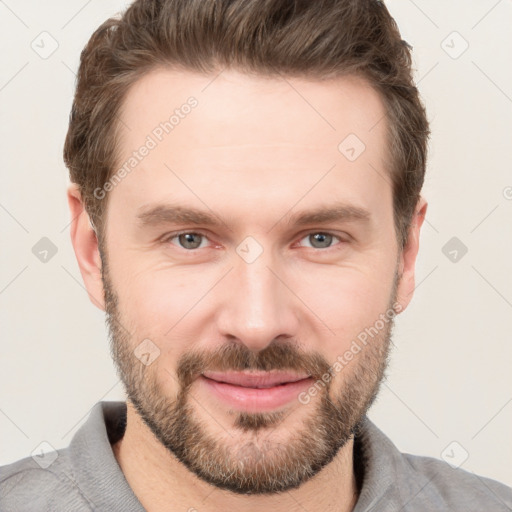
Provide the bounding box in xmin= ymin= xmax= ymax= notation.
xmin=216 ymin=248 xmax=300 ymax=353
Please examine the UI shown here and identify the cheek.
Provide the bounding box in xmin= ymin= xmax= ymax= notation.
xmin=113 ymin=268 xmax=202 ymax=342
xmin=108 ymin=234 xmax=396 ymax=361
xmin=117 ymin=266 xmax=224 ymax=353
xmin=290 ymin=265 xmax=395 ymax=353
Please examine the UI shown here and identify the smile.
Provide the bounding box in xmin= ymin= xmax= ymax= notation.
xmin=199 ymin=371 xmax=314 ymax=412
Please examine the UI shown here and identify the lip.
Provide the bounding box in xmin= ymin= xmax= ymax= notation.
xmin=199 ymin=371 xmax=313 ymax=412
xmin=202 ymin=370 xmax=311 ymax=388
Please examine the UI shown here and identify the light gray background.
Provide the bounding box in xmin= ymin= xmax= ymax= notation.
xmin=1 ymin=0 xmax=511 ymax=488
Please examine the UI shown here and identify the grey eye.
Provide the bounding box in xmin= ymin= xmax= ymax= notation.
xmin=302 ymin=232 xmax=336 ymax=249
xmin=175 ymin=233 xmax=205 ymax=250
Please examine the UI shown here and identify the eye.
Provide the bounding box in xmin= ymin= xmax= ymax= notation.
xmin=297 ymin=232 xmax=343 ymax=250
xmin=162 ymin=230 xmax=346 ymax=252
xmin=166 ymin=231 xmax=210 ymax=250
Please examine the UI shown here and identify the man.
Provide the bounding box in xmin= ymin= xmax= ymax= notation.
xmin=1 ymin=0 xmax=511 ymax=510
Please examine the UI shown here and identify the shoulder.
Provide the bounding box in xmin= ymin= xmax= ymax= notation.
xmin=356 ymin=417 xmax=512 ymax=511
xmin=0 ymin=450 xmax=94 ymax=511
xmin=402 ymin=451 xmax=512 ymax=510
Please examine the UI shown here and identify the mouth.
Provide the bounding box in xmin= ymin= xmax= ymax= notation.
xmin=199 ymin=371 xmax=313 ymax=412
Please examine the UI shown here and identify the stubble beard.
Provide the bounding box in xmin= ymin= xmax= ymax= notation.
xmin=103 ymin=261 xmax=397 ymax=495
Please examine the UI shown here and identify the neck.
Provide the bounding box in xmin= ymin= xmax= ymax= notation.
xmin=112 ymin=402 xmax=359 ymax=512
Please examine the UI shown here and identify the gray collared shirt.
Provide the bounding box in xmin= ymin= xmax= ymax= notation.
xmin=1 ymin=401 xmax=511 ymax=511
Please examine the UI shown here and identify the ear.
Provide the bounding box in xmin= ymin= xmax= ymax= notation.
xmin=67 ymin=184 xmax=105 ymax=311
xmin=395 ymin=196 xmax=428 ymax=313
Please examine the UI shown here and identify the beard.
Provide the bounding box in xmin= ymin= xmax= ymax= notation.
xmin=102 ymin=258 xmax=398 ymax=496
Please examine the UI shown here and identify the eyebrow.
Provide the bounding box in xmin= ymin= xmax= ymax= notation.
xmin=286 ymin=203 xmax=371 ymax=226
xmin=136 ymin=202 xmax=371 ymax=230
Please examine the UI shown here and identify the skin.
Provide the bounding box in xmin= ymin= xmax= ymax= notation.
xmin=68 ymin=68 xmax=427 ymax=512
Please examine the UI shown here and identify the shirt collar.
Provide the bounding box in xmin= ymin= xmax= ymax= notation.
xmin=69 ymin=401 xmax=433 ymax=511
xmin=69 ymin=401 xmax=144 ymax=511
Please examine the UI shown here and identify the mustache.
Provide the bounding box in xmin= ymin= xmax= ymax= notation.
xmin=176 ymin=339 xmax=332 ymax=390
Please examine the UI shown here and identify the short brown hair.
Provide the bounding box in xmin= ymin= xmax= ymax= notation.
xmin=64 ymin=0 xmax=429 ymax=250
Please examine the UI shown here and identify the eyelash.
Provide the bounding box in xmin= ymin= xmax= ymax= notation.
xmin=161 ymin=230 xmax=347 ymax=252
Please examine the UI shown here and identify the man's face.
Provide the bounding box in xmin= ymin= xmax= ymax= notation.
xmin=99 ymin=69 xmax=404 ymax=494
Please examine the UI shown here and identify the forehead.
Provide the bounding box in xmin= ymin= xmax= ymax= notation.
xmin=118 ymin=67 xmax=387 ymax=151
xmin=109 ymin=67 xmax=391 ymax=229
